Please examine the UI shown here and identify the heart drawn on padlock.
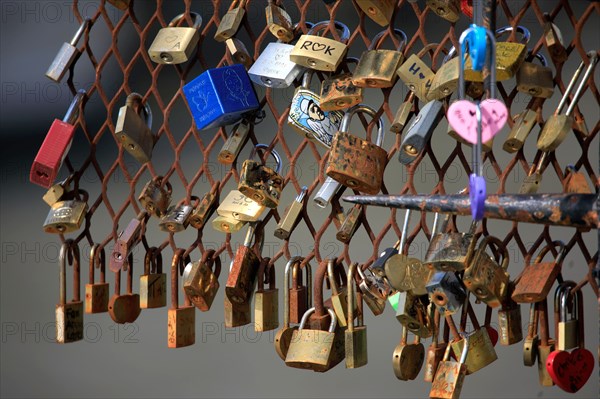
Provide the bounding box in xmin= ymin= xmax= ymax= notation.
xmin=546 ymin=348 xmax=594 ymax=393
xmin=447 ymin=99 xmax=508 ymax=144
xmin=311 ymin=42 xmax=329 ymax=53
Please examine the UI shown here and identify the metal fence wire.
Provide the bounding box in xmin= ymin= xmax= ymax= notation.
xmin=57 ymin=0 xmax=597 ymax=310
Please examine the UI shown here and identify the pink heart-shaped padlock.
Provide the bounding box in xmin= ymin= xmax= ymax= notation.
xmin=447 ymin=99 xmax=508 ymax=144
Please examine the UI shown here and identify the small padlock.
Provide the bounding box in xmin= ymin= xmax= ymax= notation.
xmin=254 ymin=258 xmax=279 ymax=332
xmin=108 ymin=252 xmax=141 ymax=324
xmin=218 ymin=120 xmax=250 ymax=164
xmin=503 ymin=108 xmax=538 ymax=153
xmin=398 ymin=99 xmax=444 ymax=165
xmin=518 ymin=151 xmax=548 ymax=194
xmin=355 ymin=0 xmax=395 ymax=26
xmin=397 ymin=48 xmax=436 ymax=102
xmin=168 ymin=250 xmax=195 ymax=348
xmin=554 ymin=282 xmax=578 ymax=351
xmin=188 ymin=188 xmax=219 ymax=229
xmin=148 ymin=12 xmax=202 ymax=64
xmin=523 ymin=303 xmax=539 ymax=366
xmin=212 ymin=215 xmax=248 ymax=233
xmin=424 ymin=215 xmax=478 ymax=272
xmin=183 ymin=249 xmax=221 ymax=312
xmin=345 ymin=262 xmax=368 ymax=369
xmin=516 ymin=52 xmax=554 ymax=98
xmin=319 ymin=57 xmax=363 ymax=111
xmin=290 ymin=20 xmax=350 ymax=72
xmin=216 ymin=189 xmax=265 ymax=222
xmin=225 ymin=223 xmax=263 ymax=304
xmin=326 ymin=104 xmax=387 ymax=194
xmin=275 ymin=186 xmax=308 ymax=240
xmin=563 ymin=165 xmax=592 ymax=194
xmin=30 ymin=90 xmax=86 ymax=188
xmin=224 ymin=288 xmax=252 ymax=328
xmin=115 ymin=93 xmax=155 ymax=164
xmin=45 ymin=18 xmax=90 ymax=82
xmin=109 ymin=212 xmax=146 ymax=272
xmin=536 ymin=298 xmax=555 ymax=386
xmin=424 ymin=306 xmax=448 ymax=382
xmin=214 ymin=0 xmax=247 ymax=42
xmin=393 ymin=326 xmax=425 ymax=381
xmin=288 ymin=70 xmax=344 ymax=148
xmin=543 ymin=14 xmax=568 ymax=63
xmin=56 ymin=240 xmax=84 ymax=343
xmin=426 ymin=0 xmax=461 ymax=23
xmin=429 ymin=333 xmax=469 ymax=399
xmin=390 ymin=91 xmax=416 ymax=134
xmin=43 ymin=189 xmax=89 ymax=234
xmin=498 ymin=297 xmax=523 ymax=346
xmin=265 ymin=0 xmax=294 ymax=42
xmin=183 ymin=64 xmax=259 ymax=130
xmin=238 ymin=144 xmax=284 ymax=208
xmin=139 ymin=247 xmax=167 ymax=309
xmin=426 ymin=271 xmax=466 ymax=316
xmin=85 ymin=244 xmax=109 ymax=314
xmin=138 ymin=176 xmax=172 ymax=218
xmin=225 ymin=38 xmax=253 ymax=69
xmin=327 ymin=259 xmax=354 ymax=328
xmin=353 ymin=29 xmax=408 ymax=88
xmin=356 ymin=266 xmax=390 ymax=316
xmin=42 ymin=176 xmax=72 ymax=206
xmin=336 ymin=204 xmax=363 ymax=244
xmin=158 ymin=200 xmax=194 ymax=233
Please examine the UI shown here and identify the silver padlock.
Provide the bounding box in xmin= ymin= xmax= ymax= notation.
xmin=398 ymin=99 xmax=444 ymax=165
xmin=426 ymin=271 xmax=466 ymax=315
xmin=313 ymin=177 xmax=342 ymax=209
xmin=46 ymin=18 xmax=90 ymax=82
xmin=158 ymin=203 xmax=194 ymax=233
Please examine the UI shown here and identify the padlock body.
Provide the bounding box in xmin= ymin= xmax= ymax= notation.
xmin=336 ymin=205 xmax=362 ymax=243
xmin=425 ymin=232 xmax=474 ymax=272
xmin=274 ymin=201 xmax=304 ymax=240
xmin=393 ymin=343 xmax=425 ymax=380
xmin=167 ymin=306 xmax=195 ymax=348
xmin=139 ymin=273 xmax=167 ymax=309
xmin=214 ymin=8 xmax=245 ymax=42
xmin=426 ymin=271 xmax=466 ymax=315
xmin=537 ymin=342 xmax=556 ymax=386
xmin=183 ymin=64 xmax=259 ymax=130
xmin=85 ymin=283 xmax=109 ymax=314
xmin=429 ymin=58 xmax=459 ymax=100
xmin=355 ymin=0 xmax=394 ymax=26
xmin=523 ymin=335 xmax=539 ymax=366
xmin=217 ymin=190 xmax=264 ymax=222
xmin=238 ymin=160 xmax=283 ymax=208
xmin=498 ymin=306 xmax=523 ymax=345
xmin=254 ymin=289 xmax=279 ymax=331
xmin=148 ymin=27 xmax=199 ymax=64
xmin=55 ymin=301 xmax=84 ymax=343
xmin=30 ymin=119 xmax=76 ymax=188
xmin=285 ymin=328 xmax=344 ymax=372
xmin=139 ymin=180 xmax=171 ymax=217
xmin=290 ymin=35 xmax=348 ymax=72
xmin=46 ymin=43 xmax=80 ymax=82
xmin=43 ymin=200 xmax=88 ymax=234
xmin=275 ymin=326 xmax=298 ymax=360
xmin=212 ymin=215 xmax=247 ymax=233
xmin=516 ymin=62 xmax=554 ymax=98
xmin=159 ymin=205 xmax=193 ymax=233
xmin=464 ymin=42 xmax=527 ymax=81
xmin=345 ymin=326 xmax=368 ymax=368
xmin=537 ymin=114 xmax=572 ymax=151
xmin=557 ymin=320 xmax=577 ymax=351
xmin=265 ymin=4 xmax=293 ymax=42
xmin=320 ymin=73 xmax=363 ymax=111
xmin=108 ymin=293 xmax=141 ymax=324
xmin=424 ymin=343 xmax=447 ymax=382
xmin=249 ymin=42 xmax=303 ymax=88
xmin=183 ymin=262 xmax=220 ymax=312
xmin=390 ymin=100 xmax=413 ymax=133
xmin=224 ymin=295 xmax=251 ymax=327
xmin=189 ymin=192 xmax=218 ymax=229
xmin=512 ymin=261 xmax=559 ymax=303
xmin=518 ymin=172 xmax=542 ymax=194
xmin=397 ymin=54 xmax=435 ymax=102
xmin=430 ymin=361 xmax=467 ymax=399
xmin=399 ymin=100 xmax=444 ymax=165
xmin=115 ymin=105 xmax=154 ymax=164
xmin=463 ymin=255 xmax=509 ymax=308
xmin=426 ymin=0 xmax=461 ymax=23
xmin=353 ymin=50 xmax=403 ymax=88
xmin=451 ymin=328 xmax=498 ymax=374
xmin=218 ymin=122 xmax=250 ymax=164
xmin=225 ymin=246 xmax=259 ymax=304
xmin=503 ymin=109 xmax=537 ymax=152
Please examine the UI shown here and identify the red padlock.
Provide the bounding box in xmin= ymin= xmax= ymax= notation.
xmin=30 ymin=90 xmax=86 ymax=188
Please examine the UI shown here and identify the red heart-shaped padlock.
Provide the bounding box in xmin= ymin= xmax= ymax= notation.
xmin=546 ymin=348 xmax=594 ymax=393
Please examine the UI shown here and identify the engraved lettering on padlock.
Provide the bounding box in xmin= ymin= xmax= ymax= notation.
xmin=46 ymin=18 xmax=90 ymax=82
xmin=217 ymin=189 xmax=265 ymax=222
xmin=159 ymin=202 xmax=194 ymax=233
xmin=290 ymin=20 xmax=350 ymax=72
xmin=148 ymin=12 xmax=202 ymax=64
xmin=397 ymin=52 xmax=435 ymax=102
xmin=430 ymin=333 xmax=469 ymax=398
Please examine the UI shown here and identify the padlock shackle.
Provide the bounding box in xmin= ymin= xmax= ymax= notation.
xmin=296 ymin=186 xmax=308 ymax=202
xmin=202 ymin=249 xmax=221 ymax=278
xmin=458 ymin=26 xmax=497 ymax=100
xmin=70 ymin=18 xmax=91 ymax=47
xmin=347 ymin=262 xmax=363 ymax=333
xmin=458 ymin=333 xmax=470 ymax=364
xmin=125 ymin=92 xmax=153 ymax=129
xmin=525 ymin=51 xmax=548 ymax=67
xmin=562 ymin=51 xmax=598 ymax=117
xmin=283 ymin=256 xmax=304 ymax=327
xmin=59 ymin=242 xmax=69 ymax=305
xmin=298 ymin=306 xmax=337 ymax=332
xmin=399 ymin=209 xmax=413 ymax=254
xmin=368 ymin=29 xmax=408 ymax=52
xmin=168 ymin=12 xmax=202 ymax=29
xmin=144 ymin=247 xmax=155 ymax=275
xmin=242 ymin=222 xmax=264 ymax=253
xmin=89 ymin=243 xmax=106 ymax=284
xmin=326 ymin=259 xmax=342 ymax=296
xmin=171 ymin=249 xmax=185 ymax=309
xmin=554 ymin=280 xmax=576 ymax=323
xmin=340 ymin=104 xmax=385 ymax=146
xmin=474 ymin=235 xmax=510 ymax=271
xmin=533 ymin=240 xmax=566 ymax=266
xmin=307 ymin=20 xmax=350 ymax=44
xmin=250 ymin=144 xmax=282 ymax=174
xmin=257 ymin=257 xmax=275 ymax=291
xmin=495 ymin=25 xmax=531 ymax=44
xmin=62 ymin=89 xmax=87 ymax=125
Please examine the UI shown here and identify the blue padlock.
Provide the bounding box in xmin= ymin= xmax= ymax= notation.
xmin=464 ymin=24 xmax=488 ymax=72
xmin=183 ymin=64 xmax=260 ymax=130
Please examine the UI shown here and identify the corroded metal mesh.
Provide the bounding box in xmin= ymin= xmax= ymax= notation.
xmin=61 ymin=0 xmax=598 ymax=299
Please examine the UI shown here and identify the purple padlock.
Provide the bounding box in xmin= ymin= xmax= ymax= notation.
xmin=469 ymin=173 xmax=486 ymax=220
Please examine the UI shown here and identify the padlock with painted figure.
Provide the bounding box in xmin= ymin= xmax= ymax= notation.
xmin=139 ymin=247 xmax=167 ymax=309
xmin=225 ymin=223 xmax=263 ymax=305
xmin=115 ymin=93 xmax=155 ymax=164
xmin=46 ymin=18 xmax=90 ymax=82
xmin=319 ymin=57 xmax=363 ymax=111
xmin=516 ymin=52 xmax=554 ymax=99
xmin=31 ymin=90 xmax=87 ymax=188
xmin=148 ymin=12 xmax=202 ymax=64
xmin=353 ymin=29 xmax=408 ymax=88
xmin=43 ymin=189 xmax=89 ymax=234
xmin=182 ymin=249 xmax=221 ymax=312
xmin=168 ymin=250 xmax=195 ymax=348
xmin=326 ymin=104 xmax=387 ymax=195
xmin=85 ymin=244 xmax=109 ymax=314
xmin=345 ymin=262 xmax=367 ymax=369
xmin=355 ymin=0 xmax=395 ymax=26
xmin=214 ymin=0 xmax=247 ymax=42
xmin=430 ymin=333 xmax=470 ymax=399
xmin=108 ymin=253 xmax=141 ymax=324
xmin=238 ymin=144 xmax=284 ymax=208
xmin=254 ymin=258 xmax=279 ymax=332
xmin=275 ymin=186 xmax=308 ymax=240
xmin=289 ymin=20 xmax=350 ymax=72
xmin=138 ymin=176 xmax=172 ymax=218
xmin=56 ymin=240 xmax=84 ymax=343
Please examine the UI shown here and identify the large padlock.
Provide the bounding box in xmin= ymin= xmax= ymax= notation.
xmin=183 ymin=249 xmax=221 ymax=312
xmin=214 ymin=0 xmax=247 ymax=42
xmin=275 ymin=186 xmax=308 ymax=240
xmin=168 ymin=250 xmax=195 ymax=348
xmin=288 ymin=70 xmax=344 ymax=148
xmin=463 ymin=236 xmax=510 ymax=308
xmin=30 ymin=90 xmax=86 ymax=188
xmin=398 ymin=99 xmax=444 ymax=165
xmin=353 ymin=29 xmax=408 ymax=88
xmin=355 ymin=0 xmax=395 ymax=26
xmin=426 ymin=0 xmax=461 ymax=23
xmin=43 ymin=189 xmax=89 ymax=234
xmin=290 ymin=20 xmax=350 ymax=72
xmin=426 ymin=271 xmax=466 ymax=316
xmin=326 ymin=104 xmax=387 ymax=194
xmin=345 ymin=262 xmax=368 ymax=369
xmin=108 ymin=253 xmax=141 ymax=324
xmin=265 ymin=0 xmax=294 ymax=42
xmin=319 ymin=57 xmax=363 ymax=111
xmin=85 ymin=244 xmax=109 ymax=314
xmin=393 ymin=326 xmax=425 ymax=381
xmin=516 ymin=52 xmax=554 ymax=99
xmin=115 ymin=93 xmax=155 ymax=164
xmin=254 ymin=258 xmax=279 ymax=332
xmin=148 ymin=12 xmax=202 ymax=64
xmin=216 ymin=189 xmax=265 ymax=223
xmin=274 ymin=257 xmax=306 ymax=360
xmin=429 ymin=334 xmax=469 ymax=399
xmin=158 ymin=200 xmax=194 ymax=233
xmin=225 ymin=223 xmax=262 ymax=304
xmin=139 ymin=247 xmax=167 ymax=309
xmin=238 ymin=144 xmax=284 ymax=208
xmin=424 ymin=215 xmax=478 ymax=272
xmin=56 ymin=240 xmax=84 ymax=343
xmin=183 ymin=64 xmax=259 ymax=130
xmin=138 ymin=176 xmax=172 ymax=218
xmin=45 ymin=18 xmax=90 ymax=82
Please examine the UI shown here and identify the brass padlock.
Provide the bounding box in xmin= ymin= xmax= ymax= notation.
xmin=109 ymin=212 xmax=145 ymax=272
xmin=327 ymin=259 xmax=354 ymax=328
xmin=238 ymin=144 xmax=284 ymax=208
xmin=426 ymin=0 xmax=461 ymax=23
xmin=518 ymin=151 xmax=548 ymax=194
xmin=399 ymin=99 xmax=444 ymax=165
xmin=563 ymin=165 xmax=592 ymax=194
xmin=265 ymin=0 xmax=293 ymax=42
xmin=353 ymin=29 xmax=408 ymax=88
xmin=537 ymin=51 xmax=598 ymax=151
xmin=289 ymin=259 xmax=311 ymax=325
xmin=355 ymin=0 xmax=395 ymax=26
xmin=56 ymin=241 xmax=84 ymax=343
xmin=554 ymin=281 xmax=578 ymax=351
xmin=523 ymin=303 xmax=539 ymax=366
xmin=148 ymin=12 xmax=202 ymax=64
xmin=42 ymin=176 xmax=71 ymax=206
xmin=45 ymin=18 xmax=90 ymax=82
xmin=212 ymin=215 xmax=247 ymax=234
xmin=225 ymin=223 xmax=262 ymax=304
xmin=140 ymin=247 xmax=167 ymax=309
xmin=345 ymin=262 xmax=368 ymax=369
xmin=424 ymin=215 xmax=478 ymax=272
xmin=183 ymin=249 xmax=221 ymax=312
xmin=158 ymin=200 xmax=194 ymax=233
xmin=218 ymin=120 xmax=250 ymax=164
xmin=543 ymin=14 xmax=568 ymax=63
xmin=275 ymin=186 xmax=308 ymax=240
xmin=224 ymin=289 xmax=252 ymax=328
xmin=396 ymin=291 xmax=432 ymax=338
xmin=516 ymin=52 xmax=554 ymax=99
xmin=274 ymin=257 xmax=306 ymax=360
xmin=168 ymin=250 xmax=195 ymax=348
xmin=393 ymin=326 xmax=425 ymax=381
xmin=463 ymin=236 xmax=510 ymax=308
xmin=85 ymin=244 xmax=109 ymax=314
xmin=288 ymin=70 xmax=344 ymax=148
xmin=430 ymin=334 xmax=469 ymax=399
xmin=290 ymin=20 xmax=350 ymax=72
xmin=138 ymin=176 xmax=172 ymax=218
xmin=356 ymin=266 xmax=390 ymax=316
xmin=390 ymin=91 xmax=416 ymax=134
xmin=108 ymin=253 xmax=141 ymax=324
xmin=326 ymin=104 xmax=387 ymax=194
xmin=188 ymin=188 xmax=219 ymax=229
xmin=536 ymin=298 xmax=555 ymax=386
xmin=254 ymin=258 xmax=279 ymax=332
xmin=225 ymin=38 xmax=253 ymax=69
xmin=397 ymin=47 xmax=436 ymax=102
xmin=424 ymin=306 xmax=448 ymax=382
xmin=336 ymin=204 xmax=363 ymax=244
xmin=503 ymin=108 xmax=538 ymax=153
xmin=43 ymin=189 xmax=89 ymax=234
xmin=319 ymin=58 xmax=363 ymax=111
xmin=115 ymin=93 xmax=155 ymax=164
xmin=217 ymin=189 xmax=265 ymax=223
xmin=214 ymin=0 xmax=247 ymax=42
xmin=498 ymin=297 xmax=523 ymax=346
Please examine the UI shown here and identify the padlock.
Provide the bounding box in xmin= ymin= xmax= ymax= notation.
xmin=390 ymin=91 xmax=416 ymax=134
xmin=85 ymin=244 xmax=109 ymax=314
xmin=43 ymin=189 xmax=89 ymax=234
xmin=214 ymin=0 xmax=247 ymax=42
xmin=288 ymin=70 xmax=344 ymax=148
xmin=313 ymin=177 xmax=343 ymax=209
xmin=563 ymin=165 xmax=592 ymax=194
xmin=430 ymin=334 xmax=469 ymax=399
xmin=543 ymin=14 xmax=568 ymax=63
xmin=56 ymin=241 xmax=84 ymax=343
xmin=109 ymin=212 xmax=146 ymax=272
xmin=290 ymin=20 xmax=350 ymax=72
xmin=42 ymin=176 xmax=72 ymax=206
xmin=168 ymin=249 xmax=195 ymax=348
xmin=369 ymin=239 xmax=399 ymax=278
xmin=536 ymin=298 xmax=555 ymax=386
xmin=356 ymin=266 xmax=390 ymax=316
xmin=426 ymin=0 xmax=461 ymax=23
xmin=503 ymin=108 xmax=538 ymax=153
xmin=45 ymin=18 xmax=90 ymax=82
xmin=497 ymin=296 xmax=523 ymax=346
xmin=355 ymin=0 xmax=395 ymax=26
xmin=393 ymin=326 xmax=425 ymax=381
xmin=148 ymin=12 xmax=202 ymax=64
xmin=446 ymin=117 xmax=494 ymax=152
xmin=183 ymin=249 xmax=220 ymax=312
xmin=183 ymin=64 xmax=259 ymax=130
xmin=30 ymin=90 xmax=86 ymax=188
xmin=238 ymin=144 xmax=284 ymax=208
xmin=398 ymin=99 xmax=444 ymax=165
xmin=217 ymin=189 xmax=265 ymax=223
xmin=212 ymin=215 xmax=248 ymax=233
xmin=537 ymin=51 xmax=598 ymax=151
xmin=224 ymin=273 xmax=252 ymax=328
xmin=397 ymin=48 xmax=436 ymax=102
xmin=289 ymin=259 xmax=311 ymax=324
xmin=225 ymin=38 xmax=253 ymax=69
xmin=353 ymin=29 xmax=408 ymax=88
xmin=424 ymin=215 xmax=478 ymax=272
xmin=516 ymin=52 xmax=554 ymax=99
xmin=336 ymin=204 xmax=363 ymax=244
xmin=463 ymin=236 xmax=510 ymax=308
xmin=326 ymin=104 xmax=387 ymax=194
xmin=138 ymin=176 xmax=172 ymax=218
xmin=106 ymin=0 xmax=130 ymax=10
xmin=345 ymin=262 xmax=368 ymax=369
xmin=225 ymin=223 xmax=262 ymax=304
xmin=424 ymin=306 xmax=448 ymax=382
xmin=396 ymin=292 xmax=432 ymax=338
xmin=139 ymin=247 xmax=167 ymax=309
xmin=518 ymin=151 xmax=548 ymax=194
xmin=512 ymin=240 xmax=566 ymax=303
xmin=275 ymin=186 xmax=308 ymax=240
xmin=554 ymin=282 xmax=578 ymax=351
xmin=188 ymin=188 xmax=218 ymax=229
xmin=327 ymin=259 xmax=354 ymax=328
xmin=108 ymin=253 xmax=141 ymax=324
xmin=218 ymin=120 xmax=250 ymax=164
xmin=426 ymin=271 xmax=466 ymax=315
xmin=274 ymin=257 xmax=306 ymax=360
xmin=319 ymin=57 xmax=363 ymax=111
xmin=523 ymin=303 xmax=539 ymax=366
xmin=254 ymin=258 xmax=279 ymax=332
xmin=115 ymin=93 xmax=154 ymax=164
xmin=265 ymin=0 xmax=294 ymax=42
xmin=158 ymin=201 xmax=194 ymax=233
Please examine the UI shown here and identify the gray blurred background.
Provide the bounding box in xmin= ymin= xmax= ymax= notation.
xmin=0 ymin=1 xmax=598 ymax=398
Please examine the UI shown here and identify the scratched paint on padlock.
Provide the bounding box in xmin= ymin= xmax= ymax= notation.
xmin=288 ymin=90 xmax=343 ymax=147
